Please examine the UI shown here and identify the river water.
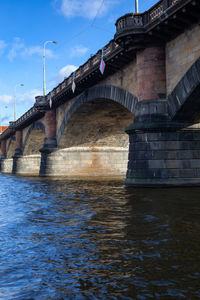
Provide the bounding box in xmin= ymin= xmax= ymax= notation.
xmin=0 ymin=174 xmax=200 ymax=299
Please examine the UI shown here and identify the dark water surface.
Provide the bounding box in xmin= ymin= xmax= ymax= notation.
xmin=0 ymin=174 xmax=200 ymax=299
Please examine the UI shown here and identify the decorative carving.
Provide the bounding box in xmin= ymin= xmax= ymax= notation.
xmin=150 ymin=5 xmax=164 ymax=21
xmin=117 ymin=14 xmax=143 ymax=31
xmin=34 ymin=96 xmax=49 ymax=112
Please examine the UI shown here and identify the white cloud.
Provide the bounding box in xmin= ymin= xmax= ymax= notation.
xmin=1 ymin=114 xmax=11 ymax=123
xmin=70 ymin=45 xmax=89 ymax=57
xmin=8 ymin=38 xmax=55 ymax=61
xmin=17 ymin=89 xmax=42 ymax=104
xmin=0 ymin=40 xmax=7 ymax=56
xmin=0 ymin=90 xmax=42 ymax=106
xmin=60 ymin=0 xmax=118 ymax=19
xmin=57 ymin=64 xmax=78 ymax=82
xmin=22 ymin=46 xmax=55 ymax=58
xmin=8 ymin=37 xmax=24 ymax=61
xmin=0 ymin=95 xmax=12 ymax=104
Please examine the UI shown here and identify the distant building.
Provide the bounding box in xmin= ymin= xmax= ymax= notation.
xmin=0 ymin=126 xmax=8 ymax=134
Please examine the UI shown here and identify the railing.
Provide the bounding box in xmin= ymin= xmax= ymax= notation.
xmin=14 ymin=106 xmax=38 ymax=128
xmin=46 ymin=39 xmax=120 ymax=99
xmin=116 ymin=0 xmax=181 ymax=32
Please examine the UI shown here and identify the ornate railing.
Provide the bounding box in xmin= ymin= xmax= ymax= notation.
xmin=45 ymin=39 xmax=120 ymax=100
xmin=1 ymin=106 xmax=39 ymax=138
xmin=14 ymin=106 xmax=38 ymax=128
xmin=116 ymin=0 xmax=182 ymax=32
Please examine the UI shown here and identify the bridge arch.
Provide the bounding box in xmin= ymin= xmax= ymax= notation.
xmin=168 ymin=57 xmax=200 ymax=122
xmin=54 ymin=85 xmax=137 ymax=177
xmin=23 ymin=121 xmax=45 ymax=156
xmin=6 ymin=137 xmax=15 ymax=158
xmin=57 ymin=85 xmax=137 ymax=144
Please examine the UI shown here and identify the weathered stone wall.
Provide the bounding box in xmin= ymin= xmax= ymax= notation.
xmin=55 ymin=99 xmax=133 ymax=177
xmin=1 ymin=155 xmax=41 ymax=176
xmin=22 ymin=124 xmax=31 ymax=145
xmin=56 ymin=99 xmax=76 ymax=136
xmin=14 ymin=155 xmax=41 ymax=176
xmin=126 ymin=127 xmax=200 ymax=186
xmin=166 ymin=23 xmax=200 ymax=95
xmin=6 ymin=138 xmax=15 ymax=158
xmin=100 ymin=61 xmax=137 ymax=97
xmin=59 ymin=99 xmax=133 ymax=149
xmin=137 ymin=47 xmax=166 ymax=102
xmin=23 ymin=128 xmax=45 ymax=155
xmin=1 ymin=159 xmax=13 ymax=174
xmin=41 ymin=147 xmax=128 ymax=177
xmin=22 ymin=117 xmax=45 ymax=145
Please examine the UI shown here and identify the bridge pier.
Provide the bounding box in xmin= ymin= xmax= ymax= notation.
xmin=0 ymin=139 xmax=6 ymax=160
xmin=126 ymin=108 xmax=200 ymax=187
xmin=13 ymin=130 xmax=23 ymax=157
xmin=0 ymin=140 xmax=7 ymax=172
xmin=126 ymin=46 xmax=200 ymax=186
xmin=40 ymin=109 xmax=57 ymax=176
xmin=12 ymin=130 xmax=23 ymax=174
xmin=137 ymin=47 xmax=166 ymax=102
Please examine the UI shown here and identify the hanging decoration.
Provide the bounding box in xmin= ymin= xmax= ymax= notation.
xmin=72 ymin=71 xmax=76 ymax=93
xmin=49 ymin=91 xmax=53 ymax=108
xmin=99 ymin=48 xmax=106 ymax=75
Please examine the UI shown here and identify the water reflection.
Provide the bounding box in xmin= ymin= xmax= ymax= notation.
xmin=0 ymin=174 xmax=200 ymax=299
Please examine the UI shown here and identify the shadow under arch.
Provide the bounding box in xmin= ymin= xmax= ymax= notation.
xmin=57 ymin=85 xmax=138 ymax=145
xmin=168 ymin=56 xmax=200 ymax=122
xmin=23 ymin=121 xmax=45 ymax=155
xmin=6 ymin=136 xmax=16 ymax=158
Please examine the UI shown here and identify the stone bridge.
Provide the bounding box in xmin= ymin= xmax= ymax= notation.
xmin=1 ymin=0 xmax=200 ymax=186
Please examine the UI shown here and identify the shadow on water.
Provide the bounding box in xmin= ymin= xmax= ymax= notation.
xmin=0 ymin=174 xmax=200 ymax=299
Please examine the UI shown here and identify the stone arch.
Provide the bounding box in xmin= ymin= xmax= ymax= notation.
xmin=168 ymin=57 xmax=200 ymax=122
xmin=57 ymin=85 xmax=137 ymax=144
xmin=6 ymin=136 xmax=15 ymax=158
xmin=23 ymin=121 xmax=45 ymax=155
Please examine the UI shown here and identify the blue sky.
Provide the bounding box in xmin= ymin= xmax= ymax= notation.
xmin=0 ymin=0 xmax=157 ymax=125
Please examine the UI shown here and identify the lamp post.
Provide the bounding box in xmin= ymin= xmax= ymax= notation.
xmin=43 ymin=41 xmax=58 ymax=96
xmin=14 ymin=84 xmax=24 ymax=121
xmin=135 ymin=0 xmax=139 ymax=13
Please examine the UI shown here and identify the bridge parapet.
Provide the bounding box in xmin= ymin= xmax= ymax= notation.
xmin=115 ymin=0 xmax=199 ymax=49
xmin=0 ymin=105 xmax=43 ymax=141
xmin=45 ymin=40 xmax=121 ymax=108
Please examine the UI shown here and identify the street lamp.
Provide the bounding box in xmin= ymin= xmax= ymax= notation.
xmin=43 ymin=40 xmax=58 ymax=96
xmin=14 ymin=84 xmax=24 ymax=121
xmin=135 ymin=0 xmax=139 ymax=13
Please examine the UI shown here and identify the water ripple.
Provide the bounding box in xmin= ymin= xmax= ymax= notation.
xmin=0 ymin=175 xmax=200 ymax=299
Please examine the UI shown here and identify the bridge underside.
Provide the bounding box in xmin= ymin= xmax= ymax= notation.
xmin=40 ymin=99 xmax=133 ymax=177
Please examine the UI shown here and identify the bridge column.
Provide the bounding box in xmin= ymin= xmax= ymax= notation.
xmin=13 ymin=130 xmax=23 ymax=157
xmin=40 ymin=109 xmax=57 ymax=153
xmin=12 ymin=130 xmax=23 ymax=174
xmin=40 ymin=109 xmax=57 ymax=176
xmin=0 ymin=139 xmax=7 ymax=172
xmin=137 ymin=47 xmax=166 ymax=102
xmin=126 ymin=46 xmax=200 ymax=186
xmin=0 ymin=140 xmax=6 ymax=159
